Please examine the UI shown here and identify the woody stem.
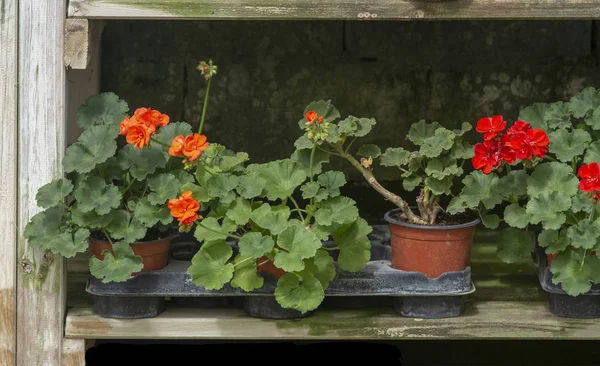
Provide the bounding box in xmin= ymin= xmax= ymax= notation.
xmin=198 ymin=77 xmax=212 ymax=135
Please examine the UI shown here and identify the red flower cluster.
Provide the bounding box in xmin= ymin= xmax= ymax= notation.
xmin=472 ymin=116 xmax=550 ymax=174
xmin=578 ymin=162 xmax=600 ymax=193
xmin=305 ymin=110 xmax=324 ymax=126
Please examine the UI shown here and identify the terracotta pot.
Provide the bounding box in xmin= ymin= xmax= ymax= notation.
xmin=89 ymin=236 xmax=173 ymax=274
xmin=384 ymin=208 xmax=480 ymax=279
xmin=256 ymin=256 xmax=286 ymax=278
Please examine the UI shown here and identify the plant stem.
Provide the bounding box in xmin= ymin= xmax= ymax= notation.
xmin=196 ymin=222 xmax=242 ymax=240
xmin=233 ymin=256 xmax=254 ymax=268
xmin=122 ymin=174 xmax=136 ymax=196
xmin=344 ymin=137 xmax=357 ymax=154
xmin=572 ymin=156 xmax=578 ymax=175
xmin=257 ymin=259 xmax=271 ymax=266
xmin=322 ymin=246 xmax=340 ymax=251
xmin=309 ymin=142 xmax=317 ymax=182
xmin=140 ymin=181 xmax=149 ymax=199
xmin=317 ymin=145 xmax=342 ymax=157
xmin=198 ymin=77 xmax=212 ymax=135
xmin=288 ymin=196 xmax=306 ymax=222
xmin=150 ymin=137 xmax=171 ymax=148
xmin=102 ymin=229 xmax=114 ymax=245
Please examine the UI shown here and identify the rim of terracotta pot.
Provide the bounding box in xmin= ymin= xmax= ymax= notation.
xmin=89 ymin=232 xmax=175 ymax=246
xmin=384 ymin=208 xmax=480 ymax=230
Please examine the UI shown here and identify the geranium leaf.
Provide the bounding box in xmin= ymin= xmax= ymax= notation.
xmin=194 ymin=217 xmax=237 ymax=243
xmin=180 ymin=182 xmax=211 ymax=203
xmin=187 ymin=240 xmax=234 ymax=290
xmin=526 ymin=191 xmax=570 ymax=230
xmin=300 ymin=249 xmax=336 ymax=290
xmin=424 ymin=176 xmax=453 ymax=195
xmin=173 ymin=170 xmax=195 ymax=186
xmin=251 ymin=203 xmax=290 ymax=235
xmin=301 ymin=182 xmax=320 ymax=200
xmin=357 ymin=144 xmax=382 ymax=158
xmin=274 ymin=273 xmax=324 ymax=313
xmin=567 ymin=219 xmax=600 ymax=249
xmin=236 ymin=173 xmax=267 ymax=199
xmin=302 ymin=100 xmax=341 ymax=124
xmin=147 ymin=173 xmax=181 ymax=205
xmin=106 ymin=211 xmax=147 ymax=244
xmin=446 ymin=196 xmax=467 ymax=215
xmin=407 ymin=120 xmax=442 ymax=145
xmin=231 ymin=254 xmax=264 ymax=291
xmin=218 ymin=152 xmax=249 ymax=172
xmin=498 ymin=170 xmax=529 ymax=198
xmin=134 ymin=197 xmax=173 ymax=227
xmin=545 ymin=102 xmax=572 ymax=130
xmin=481 ymin=214 xmax=500 ymax=229
xmin=379 ymin=147 xmax=417 ymax=167
xmin=568 ymin=87 xmax=600 ymax=118
xmin=586 ymin=106 xmax=600 ymax=130
xmin=48 ymin=228 xmax=90 ymax=258
xmin=551 ymin=249 xmax=600 ymax=296
xmin=118 ymin=144 xmax=167 ymax=181
xmin=425 ymin=159 xmax=462 ymax=180
xmin=450 ymin=140 xmax=475 ymax=160
xmin=572 ymin=191 xmax=595 ymax=213
xmin=70 ymin=205 xmax=115 ymax=228
xmin=63 ymin=124 xmax=119 ymax=174
xmin=96 ymin=157 xmax=126 ymax=181
xmin=503 ymin=204 xmax=529 ymax=229
xmin=237 ymin=232 xmax=275 ymax=259
xmin=453 ymin=122 xmax=473 ymax=136
xmin=333 ymin=217 xmax=372 ymax=272
xmin=294 ymin=135 xmax=314 ymax=150
xmin=316 ymin=171 xmax=346 ymax=199
xmin=226 ymin=197 xmax=253 ymax=226
xmin=24 ymin=206 xmax=64 ymax=250
xmin=548 ymin=129 xmax=591 ymax=163
xmin=419 ymin=128 xmax=456 ymax=158
xmin=402 ymin=175 xmax=422 ymax=192
xmin=89 ymin=240 xmax=143 ymax=283
xmin=73 ymin=177 xmax=122 ymax=215
xmin=246 ymin=159 xmax=307 ymax=200
xmin=518 ymin=103 xmax=550 ymax=130
xmin=527 ymin=162 xmax=579 ymax=199
xmin=496 ymin=228 xmax=534 ymax=263
xmin=36 ymin=179 xmax=73 ymax=209
xmin=584 ymin=141 xmax=600 ymax=164
xmin=206 ymin=173 xmax=240 ymax=205
xmin=538 ymin=229 xmax=570 ymax=254
xmin=337 ymin=116 xmax=376 ymax=137
xmin=77 ymin=92 xmax=129 ymax=130
xmin=315 ymin=196 xmax=359 ymax=226
xmin=154 ymin=121 xmax=192 ymax=146
xmin=459 ymin=171 xmax=503 ymax=209
xmin=274 ymin=220 xmax=322 ymax=272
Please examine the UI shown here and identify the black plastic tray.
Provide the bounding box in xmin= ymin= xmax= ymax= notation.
xmin=532 ymin=242 xmax=600 ymax=318
xmin=87 ymin=225 xmax=475 ymax=319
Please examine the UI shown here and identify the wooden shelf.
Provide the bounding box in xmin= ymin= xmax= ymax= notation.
xmin=67 ymin=0 xmax=600 ymax=20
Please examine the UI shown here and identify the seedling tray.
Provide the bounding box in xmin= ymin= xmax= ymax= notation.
xmin=87 ymin=226 xmax=475 ymax=319
xmin=532 ymin=243 xmax=600 ymax=318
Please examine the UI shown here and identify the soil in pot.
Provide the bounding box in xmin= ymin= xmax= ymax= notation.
xmin=384 ymin=208 xmax=479 ymax=278
xmin=89 ymin=230 xmax=173 ymax=273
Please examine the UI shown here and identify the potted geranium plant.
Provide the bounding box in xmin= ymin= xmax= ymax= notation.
xmin=292 ymin=101 xmax=483 ymax=279
xmin=450 ymin=87 xmax=600 ymax=317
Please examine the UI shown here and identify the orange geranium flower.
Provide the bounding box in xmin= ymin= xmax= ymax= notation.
xmin=125 ymin=123 xmax=153 ymax=150
xmin=134 ymin=107 xmax=170 ymax=128
xmin=305 ymin=110 xmax=318 ymax=125
xmin=168 ymin=191 xmax=200 ymax=226
xmin=182 ymin=134 xmax=210 ymax=161
xmin=169 ymin=135 xmax=185 ymax=156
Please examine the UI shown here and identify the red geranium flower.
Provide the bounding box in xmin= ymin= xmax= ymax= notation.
xmin=476 ymin=115 xmax=507 ymax=141
xmin=473 ymin=140 xmax=502 ymax=174
xmin=305 ymin=110 xmax=318 ymax=125
xmin=578 ymin=162 xmax=600 ymax=193
xmin=501 ymin=121 xmax=549 ymax=161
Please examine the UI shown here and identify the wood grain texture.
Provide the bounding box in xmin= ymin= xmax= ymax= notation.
xmin=18 ymin=0 xmax=67 ymax=364
xmin=0 ymin=0 xmax=18 ymax=364
xmin=65 ymin=301 xmax=600 ymax=340
xmin=61 ymin=339 xmax=87 ymax=366
xmin=65 ymin=19 xmax=92 ymax=70
xmin=68 ymin=0 xmax=600 ymax=20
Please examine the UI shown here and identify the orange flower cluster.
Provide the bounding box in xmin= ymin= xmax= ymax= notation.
xmin=305 ymin=110 xmax=324 ymax=126
xmin=168 ymin=191 xmax=200 ymax=226
xmin=169 ymin=133 xmax=210 ymax=161
xmin=119 ymin=108 xmax=170 ymax=149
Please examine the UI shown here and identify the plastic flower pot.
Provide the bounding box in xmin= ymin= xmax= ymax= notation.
xmin=384 ymin=208 xmax=480 ymax=278
xmin=89 ymin=235 xmax=173 ymax=274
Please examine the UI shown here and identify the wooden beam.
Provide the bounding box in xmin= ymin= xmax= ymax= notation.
xmin=68 ymin=0 xmax=600 ymax=20
xmin=18 ymin=0 xmax=67 ymax=364
xmin=64 ymin=301 xmax=600 ymax=340
xmin=65 ymin=19 xmax=92 ymax=70
xmin=0 ymin=0 xmax=18 ymax=364
xmin=62 ymin=339 xmax=94 ymax=366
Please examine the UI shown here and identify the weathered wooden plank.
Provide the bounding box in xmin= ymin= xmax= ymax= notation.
xmin=68 ymin=0 xmax=600 ymax=20
xmin=18 ymin=0 xmax=67 ymax=364
xmin=65 ymin=19 xmax=92 ymax=70
xmin=64 ymin=300 xmax=600 ymax=340
xmin=61 ymin=339 xmax=92 ymax=366
xmin=0 ymin=0 xmax=18 ymax=364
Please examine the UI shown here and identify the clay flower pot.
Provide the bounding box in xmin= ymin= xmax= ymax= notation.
xmin=256 ymin=256 xmax=286 ymax=278
xmin=89 ymin=236 xmax=173 ymax=273
xmin=384 ymin=208 xmax=480 ymax=278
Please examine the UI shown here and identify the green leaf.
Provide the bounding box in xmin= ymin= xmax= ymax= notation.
xmin=453 ymin=122 xmax=473 ymax=136
xmin=231 ymin=254 xmax=264 ymax=291
xmin=496 ymin=228 xmax=534 ymax=263
xmin=425 ymin=159 xmax=462 ymax=180
xmin=419 ymin=128 xmax=456 ymax=158
xmin=274 ymin=220 xmax=322 ymax=272
xmin=246 ymin=159 xmax=307 ymax=200
xmin=70 ymin=205 xmax=115 ymax=228
xmin=217 ymin=152 xmax=249 ymax=172
xmin=96 ymin=157 xmax=126 ymax=181
xmin=153 ymin=122 xmax=193 ymax=152
xmin=194 ymin=217 xmax=237 ymax=243
xmin=337 ymin=116 xmax=376 ymax=137
xmin=147 ymin=174 xmax=181 ymax=205
xmin=567 ymin=219 xmax=600 ymax=249
xmin=357 ymin=144 xmax=382 ymax=158
xmin=572 ymin=191 xmax=595 ymax=213
xmin=77 ymin=92 xmax=129 ymax=129
xmin=548 ymin=129 xmax=591 ymax=162
xmin=503 ymin=204 xmax=529 ymax=229
xmin=173 ymin=170 xmax=195 ymax=186
xmin=236 ymin=173 xmax=267 ymax=199
xmin=294 ymin=135 xmax=314 ymax=150
xmin=379 ymin=147 xmax=417 ymax=167
xmin=24 ymin=206 xmax=64 ymax=250
xmin=424 ymin=176 xmax=453 ymax=195
xmin=118 ymin=144 xmax=168 ymax=181
xmin=538 ymin=230 xmax=570 ymax=254
xmin=315 ymin=196 xmax=359 ymax=226
xmin=63 ymin=124 xmax=119 ymax=174
xmin=481 ymin=214 xmax=500 ymax=229
xmin=519 ymin=103 xmax=550 ymax=130
xmin=568 ymin=87 xmax=600 ymax=118
xmin=587 ymin=106 xmax=600 ymax=131
xmin=459 ymin=171 xmax=503 ymax=209
xmin=48 ymin=229 xmax=90 ymax=258
xmin=89 ymin=241 xmax=143 ymax=283
xmin=302 ymin=100 xmax=341 ymax=124
xmin=106 ymin=211 xmax=147 ymax=244
xmin=275 ymin=273 xmax=324 ymax=313
xmin=526 ymin=191 xmax=570 ymax=230
xmin=180 ymin=183 xmax=211 ymax=203
xmin=251 ymin=203 xmax=290 ymax=235
xmin=545 ymin=102 xmax=573 ymax=130
xmin=497 ymin=170 xmax=529 ymax=198
xmin=73 ymin=177 xmax=122 ymax=215
xmin=316 ymin=171 xmax=346 ymax=199
xmin=333 ymin=217 xmax=372 ymax=272
xmin=237 ymin=232 xmax=275 ymax=259
xmin=206 ymin=173 xmax=240 ymax=205
xmin=301 ymin=182 xmax=320 ymax=200
xmin=584 ymin=141 xmax=600 ymax=164
xmin=187 ymin=240 xmax=234 ymax=290
xmin=134 ymin=197 xmax=173 ymax=227
xmin=450 ymin=140 xmax=475 ymax=160
xmin=402 ymin=175 xmax=422 ymax=192
xmin=300 ymin=249 xmax=336 ymax=289
xmin=527 ymin=162 xmax=579 ymax=199
xmin=551 ymin=249 xmax=600 ymax=296
xmin=226 ymin=197 xmax=253 ymax=226
xmin=407 ymin=120 xmax=442 ymax=145
xmin=446 ymin=196 xmax=467 ymax=215
xmin=35 ymin=179 xmax=73 ymax=209
xmin=200 ymin=143 xmax=227 ymax=165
